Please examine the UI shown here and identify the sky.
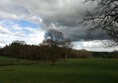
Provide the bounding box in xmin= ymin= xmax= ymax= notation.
xmin=0 ymin=0 xmax=117 ymax=51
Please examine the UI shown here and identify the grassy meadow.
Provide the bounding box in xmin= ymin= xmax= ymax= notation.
xmin=0 ymin=56 xmax=118 ymax=83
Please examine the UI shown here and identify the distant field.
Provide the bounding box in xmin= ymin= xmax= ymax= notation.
xmin=0 ymin=56 xmax=118 ymax=83
xmin=0 ymin=56 xmax=36 ymax=66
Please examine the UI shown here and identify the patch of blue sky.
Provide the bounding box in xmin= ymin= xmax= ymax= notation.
xmin=0 ymin=19 xmax=39 ymax=38
xmin=11 ymin=19 xmax=39 ymax=28
xmin=0 ymin=19 xmax=39 ymax=28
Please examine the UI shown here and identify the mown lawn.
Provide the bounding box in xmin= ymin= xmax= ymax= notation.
xmin=0 ymin=56 xmax=118 ymax=83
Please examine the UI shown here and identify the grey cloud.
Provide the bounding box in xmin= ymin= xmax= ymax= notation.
xmin=0 ymin=40 xmax=6 ymax=44
xmin=0 ymin=0 xmax=109 ymax=41
xmin=60 ymin=26 xmax=110 ymax=41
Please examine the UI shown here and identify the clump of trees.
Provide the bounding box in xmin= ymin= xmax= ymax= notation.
xmin=1 ymin=41 xmax=65 ymax=60
xmin=70 ymin=49 xmax=93 ymax=58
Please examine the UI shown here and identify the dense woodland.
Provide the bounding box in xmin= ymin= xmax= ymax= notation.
xmin=0 ymin=41 xmax=92 ymax=60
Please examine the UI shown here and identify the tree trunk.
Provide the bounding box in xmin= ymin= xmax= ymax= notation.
xmin=64 ymin=50 xmax=68 ymax=63
xmin=51 ymin=46 xmax=55 ymax=65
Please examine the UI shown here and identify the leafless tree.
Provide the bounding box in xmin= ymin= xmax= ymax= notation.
xmin=44 ymin=28 xmax=64 ymax=65
xmin=62 ymin=38 xmax=73 ymax=63
xmin=82 ymin=0 xmax=118 ymax=46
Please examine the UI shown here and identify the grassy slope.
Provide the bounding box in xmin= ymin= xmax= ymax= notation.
xmin=0 ymin=56 xmax=118 ymax=83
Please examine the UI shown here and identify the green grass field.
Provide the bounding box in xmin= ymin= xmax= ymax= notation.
xmin=0 ymin=56 xmax=118 ymax=83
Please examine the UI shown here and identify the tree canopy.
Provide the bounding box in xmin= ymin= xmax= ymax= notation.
xmin=43 ymin=29 xmax=64 ymax=47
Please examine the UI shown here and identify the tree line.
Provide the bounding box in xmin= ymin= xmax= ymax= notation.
xmin=0 ymin=40 xmax=117 ymax=62
xmin=0 ymin=41 xmax=93 ymax=60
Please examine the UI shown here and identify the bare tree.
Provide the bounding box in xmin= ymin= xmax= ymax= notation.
xmin=62 ymin=38 xmax=73 ymax=63
xmin=82 ymin=0 xmax=118 ymax=46
xmin=43 ymin=28 xmax=64 ymax=65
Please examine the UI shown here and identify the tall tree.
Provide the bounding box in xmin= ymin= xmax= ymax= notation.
xmin=82 ymin=0 xmax=118 ymax=46
xmin=62 ymin=38 xmax=73 ymax=63
xmin=43 ymin=28 xmax=64 ymax=65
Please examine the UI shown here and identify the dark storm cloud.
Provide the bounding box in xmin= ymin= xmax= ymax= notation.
xmin=59 ymin=26 xmax=110 ymax=41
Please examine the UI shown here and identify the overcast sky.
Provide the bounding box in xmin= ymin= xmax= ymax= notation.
xmin=0 ymin=0 xmax=117 ymax=51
